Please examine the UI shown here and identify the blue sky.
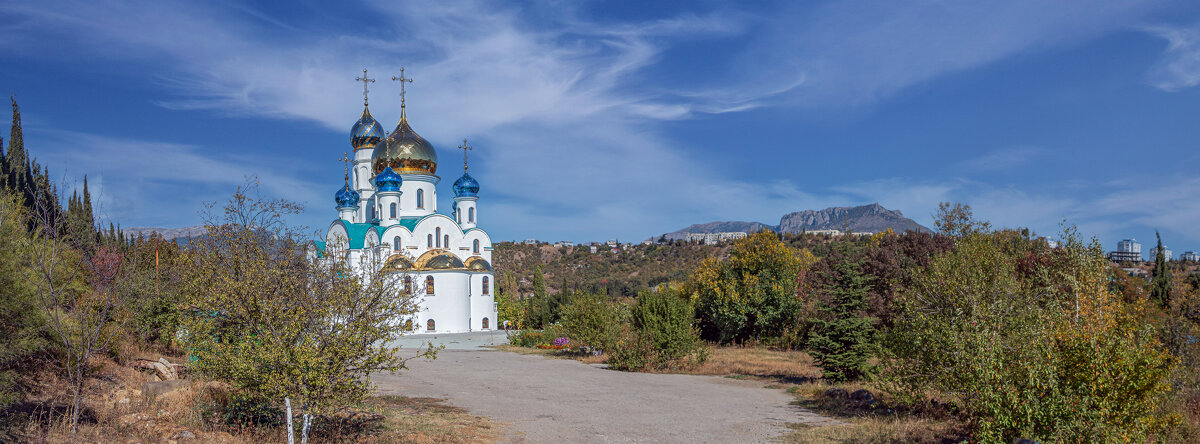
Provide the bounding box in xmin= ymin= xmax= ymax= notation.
xmin=2 ymin=1 xmax=1200 ymax=252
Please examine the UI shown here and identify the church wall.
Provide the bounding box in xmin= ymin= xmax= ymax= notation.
xmin=469 ymin=272 xmax=497 ymax=330
xmin=413 ymin=270 xmax=472 ymax=333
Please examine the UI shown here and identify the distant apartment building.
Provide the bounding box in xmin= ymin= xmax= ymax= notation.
xmin=684 ymin=231 xmax=748 ymax=245
xmin=1148 ymin=246 xmax=1173 ymax=262
xmin=1180 ymin=251 xmax=1200 ymax=262
xmin=1108 ymin=238 xmax=1144 ymax=262
xmin=553 ymin=241 xmax=574 ymax=247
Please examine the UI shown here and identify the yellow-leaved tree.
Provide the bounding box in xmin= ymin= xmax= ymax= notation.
xmin=684 ymin=231 xmax=815 ymax=343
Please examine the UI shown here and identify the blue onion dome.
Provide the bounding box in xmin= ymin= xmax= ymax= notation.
xmin=335 ymin=183 xmax=359 ymax=207
xmin=373 ymin=167 xmax=403 ymax=192
xmin=452 ymin=172 xmax=480 ymax=197
xmin=371 ymin=115 xmax=438 ymax=175
xmin=351 ymin=107 xmax=385 ymax=150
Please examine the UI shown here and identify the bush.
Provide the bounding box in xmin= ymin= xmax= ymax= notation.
xmin=559 ymin=293 xmax=621 ymax=352
xmin=510 ymin=330 xmax=551 ymax=348
xmin=883 ymin=229 xmax=1177 ymax=442
xmin=609 ymin=289 xmax=708 ymax=371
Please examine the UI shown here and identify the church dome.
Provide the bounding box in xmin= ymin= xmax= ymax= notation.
xmin=415 ymin=249 xmax=465 ymax=269
xmin=373 ymin=167 xmax=403 ymax=192
xmin=371 ymin=116 xmax=438 ymax=175
xmin=334 ymin=183 xmax=359 ymax=207
xmin=452 ymin=172 xmax=480 ymax=198
xmin=465 ymin=256 xmax=492 ymax=271
xmin=351 ymin=107 xmax=385 ymax=150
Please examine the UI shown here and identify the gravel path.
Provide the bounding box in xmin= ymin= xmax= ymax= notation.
xmin=372 ymin=348 xmax=839 ymax=443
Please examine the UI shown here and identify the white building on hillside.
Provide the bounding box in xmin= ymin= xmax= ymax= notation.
xmin=315 ymin=70 xmax=495 ymax=334
xmin=1149 ymin=245 xmax=1173 ymax=262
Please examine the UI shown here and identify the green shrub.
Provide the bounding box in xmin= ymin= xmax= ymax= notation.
xmin=883 ymin=229 xmax=1177 ymax=442
xmin=511 ymin=330 xmax=550 ymax=348
xmin=560 ymin=293 xmax=621 ymax=352
xmin=608 ymin=289 xmax=707 ymax=371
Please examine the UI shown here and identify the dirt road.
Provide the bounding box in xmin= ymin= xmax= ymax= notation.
xmin=373 ymin=349 xmax=838 ymax=443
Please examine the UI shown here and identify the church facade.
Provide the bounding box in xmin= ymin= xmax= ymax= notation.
xmin=317 ymin=70 xmax=496 ymax=334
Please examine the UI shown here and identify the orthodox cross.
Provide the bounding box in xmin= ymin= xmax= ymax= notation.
xmin=339 ymin=152 xmax=352 ymax=183
xmin=355 ymin=69 xmax=375 ymax=107
xmin=458 ymin=139 xmax=473 ymax=173
xmin=392 ymin=67 xmax=413 ymax=116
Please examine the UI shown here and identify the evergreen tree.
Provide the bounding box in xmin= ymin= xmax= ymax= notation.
xmin=1150 ymin=231 xmax=1171 ymax=308
xmin=5 ymin=98 xmax=27 ymax=196
xmin=808 ymin=241 xmax=877 ymax=382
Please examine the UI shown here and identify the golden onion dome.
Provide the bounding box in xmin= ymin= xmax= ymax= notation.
xmin=371 ymin=115 xmax=438 ymax=176
xmin=381 ymin=254 xmax=414 ymax=272
xmin=465 ymin=256 xmax=492 ymax=271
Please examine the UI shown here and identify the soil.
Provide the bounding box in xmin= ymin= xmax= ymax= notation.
xmin=372 ymin=349 xmax=838 ymax=443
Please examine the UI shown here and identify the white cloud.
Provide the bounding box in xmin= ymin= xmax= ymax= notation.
xmin=1146 ymin=24 xmax=1200 ymax=91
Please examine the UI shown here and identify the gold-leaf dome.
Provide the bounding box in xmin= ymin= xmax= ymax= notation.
xmin=371 ymin=115 xmax=438 ymax=176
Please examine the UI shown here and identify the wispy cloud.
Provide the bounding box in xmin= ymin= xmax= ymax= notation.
xmin=0 ymin=0 xmax=1189 ymax=244
xmin=1145 ymin=23 xmax=1200 ymax=91
xmin=955 ymin=146 xmax=1043 ymax=172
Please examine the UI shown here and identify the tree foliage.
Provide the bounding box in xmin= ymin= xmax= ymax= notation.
xmin=883 ymin=227 xmax=1176 ymax=442
xmin=808 ymin=239 xmax=876 ymax=382
xmin=180 ymin=181 xmax=433 ymax=442
xmin=685 ymin=231 xmax=815 ymax=343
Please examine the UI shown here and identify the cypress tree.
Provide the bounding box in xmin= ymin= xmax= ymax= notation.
xmin=6 ymin=98 xmax=26 ymax=194
xmin=1151 ymin=231 xmax=1171 ymax=308
xmin=808 ymin=241 xmax=877 ymax=383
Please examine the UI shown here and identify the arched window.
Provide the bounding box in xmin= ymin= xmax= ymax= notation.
xmin=404 ymin=319 xmax=413 ymax=331
xmin=469 ymin=207 xmax=475 ymax=223
xmin=426 ymin=276 xmax=435 ymax=295
xmin=389 ymin=203 xmax=396 ymax=218
xmin=417 ymin=189 xmax=424 ymax=209
xmin=393 ymin=236 xmax=401 ymax=251
xmin=427 ymin=234 xmax=433 ymax=247
xmin=473 ymin=239 xmax=480 ymax=254
xmin=426 ymin=319 xmax=435 ymax=331
xmin=482 ymin=276 xmax=489 ymax=295
xmin=482 ymin=317 xmax=489 ymax=329
xmin=444 ymin=235 xmax=449 ymax=248
xmin=436 ymin=228 xmax=441 ymax=247
xmin=368 ymin=206 xmax=374 ymax=220
xmin=404 ymin=276 xmax=412 ymax=294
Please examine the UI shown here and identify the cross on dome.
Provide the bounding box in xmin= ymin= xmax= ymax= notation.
xmin=392 ymin=67 xmax=413 ymax=118
xmin=339 ymin=152 xmax=351 ymax=183
xmin=458 ymin=139 xmax=473 ymax=173
xmin=355 ymin=69 xmax=375 ymax=107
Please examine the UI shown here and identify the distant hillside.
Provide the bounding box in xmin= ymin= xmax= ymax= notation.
xmin=663 ymin=203 xmax=930 ymax=239
xmin=663 ymin=221 xmax=774 ymax=240
xmin=124 ymin=226 xmax=206 ymax=240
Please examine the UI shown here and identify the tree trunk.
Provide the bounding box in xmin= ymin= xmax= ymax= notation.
xmin=301 ymin=410 xmax=312 ymax=444
xmin=70 ymin=373 xmax=83 ymax=433
xmin=285 ymin=397 xmax=294 ymax=444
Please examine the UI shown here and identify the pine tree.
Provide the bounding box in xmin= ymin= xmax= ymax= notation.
xmin=1150 ymin=231 xmax=1171 ymax=308
xmin=808 ymin=241 xmax=877 ymax=383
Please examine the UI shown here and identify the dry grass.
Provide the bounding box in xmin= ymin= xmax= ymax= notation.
xmin=687 ymin=346 xmax=821 ymax=382
xmin=16 ymin=354 xmax=502 ymax=443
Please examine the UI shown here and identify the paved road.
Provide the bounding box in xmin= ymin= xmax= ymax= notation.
xmin=373 ymin=348 xmax=837 ymax=443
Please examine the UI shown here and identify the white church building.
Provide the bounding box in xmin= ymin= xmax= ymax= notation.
xmin=315 ymin=70 xmax=496 ymax=334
